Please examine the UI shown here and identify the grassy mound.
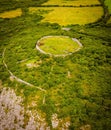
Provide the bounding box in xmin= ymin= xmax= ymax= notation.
xmin=37 ymin=36 xmax=81 ymax=55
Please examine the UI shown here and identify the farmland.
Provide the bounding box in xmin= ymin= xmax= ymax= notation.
xmin=0 ymin=6 xmax=104 ymax=25
xmin=0 ymin=0 xmax=111 ymax=130
xmin=29 ymin=7 xmax=103 ymax=25
xmin=42 ymin=0 xmax=101 ymax=6
xmin=0 ymin=8 xmax=22 ymax=18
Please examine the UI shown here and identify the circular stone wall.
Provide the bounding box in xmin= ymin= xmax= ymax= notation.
xmin=36 ymin=36 xmax=82 ymax=57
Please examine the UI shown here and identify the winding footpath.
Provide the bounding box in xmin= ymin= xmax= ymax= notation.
xmin=2 ymin=48 xmax=46 ymax=93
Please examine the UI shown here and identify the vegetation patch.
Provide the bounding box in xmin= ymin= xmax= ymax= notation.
xmin=0 ymin=8 xmax=22 ymax=18
xmin=26 ymin=59 xmax=42 ymax=68
xmin=29 ymin=7 xmax=104 ymax=25
xmin=105 ymin=0 xmax=111 ymax=14
xmin=107 ymin=16 xmax=111 ymax=24
xmin=36 ymin=36 xmax=82 ymax=56
xmin=42 ymin=0 xmax=101 ymax=6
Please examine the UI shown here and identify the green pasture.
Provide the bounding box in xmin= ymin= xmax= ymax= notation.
xmin=42 ymin=0 xmax=101 ymax=6
xmin=38 ymin=36 xmax=80 ymax=55
xmin=0 ymin=8 xmax=22 ymax=18
xmin=29 ymin=7 xmax=103 ymax=25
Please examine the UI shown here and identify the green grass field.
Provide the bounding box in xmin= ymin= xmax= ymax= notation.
xmin=38 ymin=36 xmax=80 ymax=55
xmin=29 ymin=7 xmax=103 ymax=25
xmin=0 ymin=8 xmax=22 ymax=18
xmin=42 ymin=0 xmax=101 ymax=6
xmin=105 ymin=0 xmax=111 ymax=14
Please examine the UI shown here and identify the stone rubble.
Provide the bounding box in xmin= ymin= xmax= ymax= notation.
xmin=51 ymin=113 xmax=59 ymax=128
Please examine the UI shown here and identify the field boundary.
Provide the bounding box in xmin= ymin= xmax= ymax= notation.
xmin=36 ymin=4 xmax=102 ymax=8
xmin=36 ymin=36 xmax=83 ymax=57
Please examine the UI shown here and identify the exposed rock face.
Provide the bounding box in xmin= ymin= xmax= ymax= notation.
xmin=80 ymin=124 xmax=91 ymax=130
xmin=0 ymin=87 xmax=48 ymax=130
xmin=51 ymin=114 xmax=59 ymax=128
xmin=51 ymin=113 xmax=70 ymax=129
xmin=0 ymin=87 xmax=70 ymax=130
xmin=0 ymin=87 xmax=24 ymax=130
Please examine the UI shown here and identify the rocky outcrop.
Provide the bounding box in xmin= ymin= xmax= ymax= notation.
xmin=0 ymin=87 xmax=70 ymax=130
